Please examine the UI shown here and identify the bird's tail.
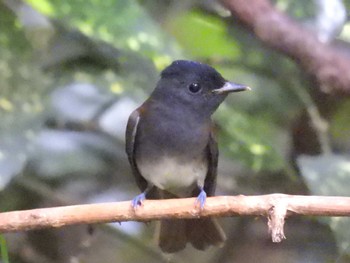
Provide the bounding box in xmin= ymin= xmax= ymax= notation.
xmin=157 ymin=217 xmax=226 ymax=253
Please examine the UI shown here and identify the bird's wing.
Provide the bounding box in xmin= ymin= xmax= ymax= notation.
xmin=125 ymin=108 xmax=148 ymax=192
xmin=204 ymin=123 xmax=219 ymax=197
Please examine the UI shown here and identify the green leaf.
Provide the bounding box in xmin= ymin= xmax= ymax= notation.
xmin=297 ymin=154 xmax=350 ymax=196
xmin=25 ymin=0 xmax=55 ymax=15
xmin=0 ymin=235 xmax=9 ymax=263
xmin=168 ymin=11 xmax=240 ymax=59
xmin=216 ymin=104 xmax=285 ymax=172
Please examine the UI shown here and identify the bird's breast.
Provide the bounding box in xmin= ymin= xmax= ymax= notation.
xmin=137 ymin=156 xmax=208 ymax=196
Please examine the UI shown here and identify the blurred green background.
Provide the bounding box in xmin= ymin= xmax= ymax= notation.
xmin=1 ymin=0 xmax=350 ymax=262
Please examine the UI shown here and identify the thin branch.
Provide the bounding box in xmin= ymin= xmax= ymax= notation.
xmin=1 ymin=194 xmax=350 ymax=242
xmin=293 ymin=81 xmax=332 ymax=154
xmin=13 ymin=176 xmax=178 ymax=263
xmin=221 ymin=0 xmax=350 ymax=95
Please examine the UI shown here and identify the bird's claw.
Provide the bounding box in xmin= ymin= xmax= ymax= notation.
xmin=195 ymin=189 xmax=207 ymax=209
xmin=132 ymin=192 xmax=146 ymax=208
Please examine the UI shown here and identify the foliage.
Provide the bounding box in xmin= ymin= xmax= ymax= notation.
xmin=0 ymin=0 xmax=350 ymax=262
xmin=0 ymin=235 xmax=9 ymax=263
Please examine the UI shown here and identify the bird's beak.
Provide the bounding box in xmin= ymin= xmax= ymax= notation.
xmin=212 ymin=82 xmax=251 ymax=94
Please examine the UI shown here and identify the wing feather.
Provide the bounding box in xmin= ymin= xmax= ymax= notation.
xmin=125 ymin=109 xmax=148 ymax=191
xmin=203 ymin=123 xmax=219 ymax=196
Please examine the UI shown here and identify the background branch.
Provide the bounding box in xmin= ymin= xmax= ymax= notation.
xmin=222 ymin=0 xmax=350 ymax=95
xmin=2 ymin=194 xmax=350 ymax=242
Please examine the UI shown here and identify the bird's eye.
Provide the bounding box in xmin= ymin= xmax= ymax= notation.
xmin=188 ymin=83 xmax=201 ymax=93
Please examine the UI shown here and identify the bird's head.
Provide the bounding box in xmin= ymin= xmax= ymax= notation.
xmin=152 ymin=60 xmax=250 ymax=117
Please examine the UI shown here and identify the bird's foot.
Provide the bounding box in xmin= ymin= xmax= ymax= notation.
xmin=132 ymin=192 xmax=146 ymax=208
xmin=195 ymin=188 xmax=207 ymax=209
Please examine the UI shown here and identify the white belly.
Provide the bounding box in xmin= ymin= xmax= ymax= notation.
xmin=138 ymin=157 xmax=207 ymax=196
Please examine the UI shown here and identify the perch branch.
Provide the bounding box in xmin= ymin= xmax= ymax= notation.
xmin=1 ymin=194 xmax=350 ymax=242
xmin=221 ymin=0 xmax=350 ymax=95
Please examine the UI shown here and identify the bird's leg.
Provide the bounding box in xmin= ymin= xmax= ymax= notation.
xmin=132 ymin=185 xmax=153 ymax=208
xmin=195 ymin=187 xmax=207 ymax=209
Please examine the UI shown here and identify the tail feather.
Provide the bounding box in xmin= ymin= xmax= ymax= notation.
xmin=157 ymin=190 xmax=226 ymax=253
xmin=158 ymin=219 xmax=187 ymax=253
xmin=158 ymin=218 xmax=226 ymax=253
xmin=186 ymin=218 xmax=226 ymax=250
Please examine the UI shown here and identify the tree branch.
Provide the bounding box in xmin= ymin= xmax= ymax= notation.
xmin=1 ymin=194 xmax=350 ymax=242
xmin=221 ymin=0 xmax=350 ymax=95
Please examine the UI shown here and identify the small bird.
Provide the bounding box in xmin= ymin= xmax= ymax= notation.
xmin=125 ymin=60 xmax=249 ymax=253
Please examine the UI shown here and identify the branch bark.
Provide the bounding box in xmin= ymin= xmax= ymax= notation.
xmin=221 ymin=0 xmax=350 ymax=95
xmin=1 ymin=194 xmax=350 ymax=242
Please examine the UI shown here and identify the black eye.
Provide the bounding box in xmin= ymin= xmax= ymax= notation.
xmin=188 ymin=83 xmax=201 ymax=93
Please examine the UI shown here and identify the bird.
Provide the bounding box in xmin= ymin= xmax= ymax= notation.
xmin=125 ymin=60 xmax=249 ymax=253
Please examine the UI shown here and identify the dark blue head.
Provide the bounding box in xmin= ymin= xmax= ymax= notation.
xmin=152 ymin=60 xmax=249 ymax=118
